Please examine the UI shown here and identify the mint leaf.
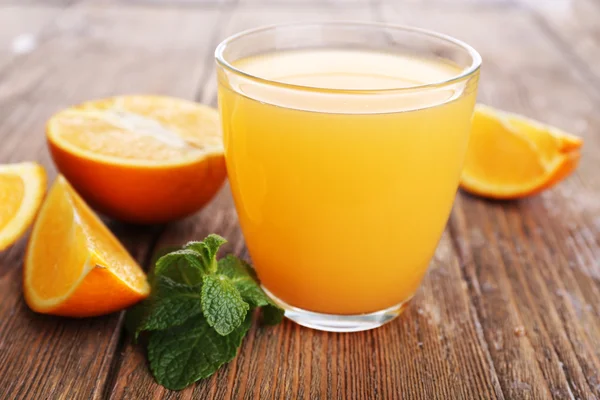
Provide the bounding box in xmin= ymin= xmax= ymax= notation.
xmin=148 ymin=313 xmax=252 ymax=390
xmin=134 ymin=275 xmax=202 ymax=338
xmin=201 ymin=275 xmax=249 ymax=336
xmin=185 ymin=234 xmax=226 ymax=274
xmin=145 ymin=246 xmax=181 ymax=287
xmin=218 ymin=255 xmax=284 ymax=325
xmin=129 ymin=235 xmax=284 ymax=391
xmin=154 ymin=249 xmax=205 ymax=285
xmin=150 ymin=246 xmax=181 ymax=269
xmin=261 ymin=304 xmax=285 ymax=325
xmin=125 ymin=300 xmax=152 ymax=338
xmin=203 ymin=234 xmax=228 ymax=256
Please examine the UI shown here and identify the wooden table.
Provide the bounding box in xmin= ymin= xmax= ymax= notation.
xmin=1 ymin=0 xmax=599 ymax=399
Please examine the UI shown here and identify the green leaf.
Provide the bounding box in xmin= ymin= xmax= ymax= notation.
xmin=201 ymin=275 xmax=249 ymax=336
xmin=125 ymin=300 xmax=152 ymax=339
xmin=217 ymin=255 xmax=284 ymax=325
xmin=185 ymin=234 xmax=226 ymax=274
xmin=148 ymin=313 xmax=252 ymax=390
xmin=134 ymin=236 xmax=283 ymax=391
xmin=203 ymin=234 xmax=228 ymax=257
xmin=144 ymin=246 xmax=181 ymax=287
xmin=260 ymin=303 xmax=285 ymax=325
xmin=150 ymin=246 xmax=181 ymax=269
xmin=134 ymin=275 xmax=202 ymax=339
xmin=154 ymin=249 xmax=205 ymax=285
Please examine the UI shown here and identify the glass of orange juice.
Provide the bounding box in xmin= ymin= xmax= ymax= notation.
xmin=215 ymin=22 xmax=481 ymax=332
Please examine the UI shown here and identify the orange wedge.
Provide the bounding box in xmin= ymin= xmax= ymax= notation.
xmin=460 ymin=105 xmax=583 ymax=199
xmin=24 ymin=176 xmax=150 ymax=317
xmin=46 ymin=95 xmax=226 ymax=224
xmin=0 ymin=162 xmax=46 ymax=251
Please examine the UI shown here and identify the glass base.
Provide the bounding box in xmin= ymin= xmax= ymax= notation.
xmin=263 ymin=287 xmax=411 ymax=332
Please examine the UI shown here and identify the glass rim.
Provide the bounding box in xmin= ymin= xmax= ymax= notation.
xmin=214 ymin=21 xmax=482 ymax=94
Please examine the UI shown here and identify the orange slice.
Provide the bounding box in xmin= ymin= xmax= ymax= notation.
xmin=46 ymin=95 xmax=226 ymax=224
xmin=460 ymin=104 xmax=583 ymax=199
xmin=0 ymin=162 xmax=46 ymax=251
xmin=24 ymin=176 xmax=150 ymax=317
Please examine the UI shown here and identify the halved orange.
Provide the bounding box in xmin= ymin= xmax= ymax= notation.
xmin=460 ymin=105 xmax=583 ymax=199
xmin=0 ymin=162 xmax=46 ymax=251
xmin=46 ymin=95 xmax=226 ymax=224
xmin=24 ymin=176 xmax=149 ymax=317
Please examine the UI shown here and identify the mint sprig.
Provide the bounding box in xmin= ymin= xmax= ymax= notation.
xmin=134 ymin=275 xmax=202 ymax=338
xmin=148 ymin=314 xmax=252 ymax=390
xmin=201 ymin=274 xmax=249 ymax=335
xmin=218 ymin=255 xmax=284 ymax=325
xmin=127 ymin=234 xmax=284 ymax=390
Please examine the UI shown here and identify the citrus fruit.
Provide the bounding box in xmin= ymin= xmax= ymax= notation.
xmin=24 ymin=176 xmax=150 ymax=317
xmin=460 ymin=105 xmax=583 ymax=199
xmin=46 ymin=95 xmax=226 ymax=224
xmin=0 ymin=162 xmax=46 ymax=251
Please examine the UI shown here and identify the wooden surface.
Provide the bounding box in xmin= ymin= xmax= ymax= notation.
xmin=0 ymin=0 xmax=599 ymax=399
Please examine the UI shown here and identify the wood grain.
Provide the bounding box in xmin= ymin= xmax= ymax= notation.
xmin=0 ymin=0 xmax=598 ymax=399
xmin=0 ymin=2 xmax=221 ymax=399
xmin=516 ymin=0 xmax=600 ymax=97
xmin=0 ymin=5 xmax=64 ymax=71
xmin=378 ymin=1 xmax=600 ymax=398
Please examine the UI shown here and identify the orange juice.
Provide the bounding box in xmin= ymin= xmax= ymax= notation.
xmin=218 ymin=49 xmax=478 ymax=315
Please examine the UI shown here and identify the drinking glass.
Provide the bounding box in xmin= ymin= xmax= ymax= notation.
xmin=215 ymin=22 xmax=481 ymax=332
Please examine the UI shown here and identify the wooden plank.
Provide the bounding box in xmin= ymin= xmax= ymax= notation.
xmin=1 ymin=0 xmax=597 ymax=399
xmin=103 ymin=0 xmax=232 ymax=7
xmin=0 ymin=5 xmax=64 ymax=70
xmin=380 ymin=0 xmax=514 ymax=6
xmin=237 ymin=0 xmax=373 ymax=5
xmin=0 ymin=3 xmax=221 ymax=400
xmin=109 ymin=4 xmax=506 ymax=399
xmin=109 ymin=207 xmax=505 ymax=399
xmin=379 ymin=2 xmax=600 ymax=399
xmin=0 ymin=1 xmax=72 ymax=5
xmin=516 ymin=0 xmax=600 ymax=95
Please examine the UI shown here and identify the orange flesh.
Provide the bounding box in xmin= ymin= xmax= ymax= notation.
xmin=55 ymin=116 xmax=201 ymax=162
xmin=51 ymin=97 xmax=222 ymax=163
xmin=28 ymin=181 xmax=88 ymax=299
xmin=0 ymin=175 xmax=25 ymax=231
xmin=69 ymin=187 xmax=147 ymax=287
xmin=460 ymin=106 xmax=583 ymax=199
xmin=27 ymin=178 xmax=147 ymax=302
xmin=464 ymin=114 xmax=547 ymax=186
xmin=45 ymin=96 xmax=226 ymax=224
